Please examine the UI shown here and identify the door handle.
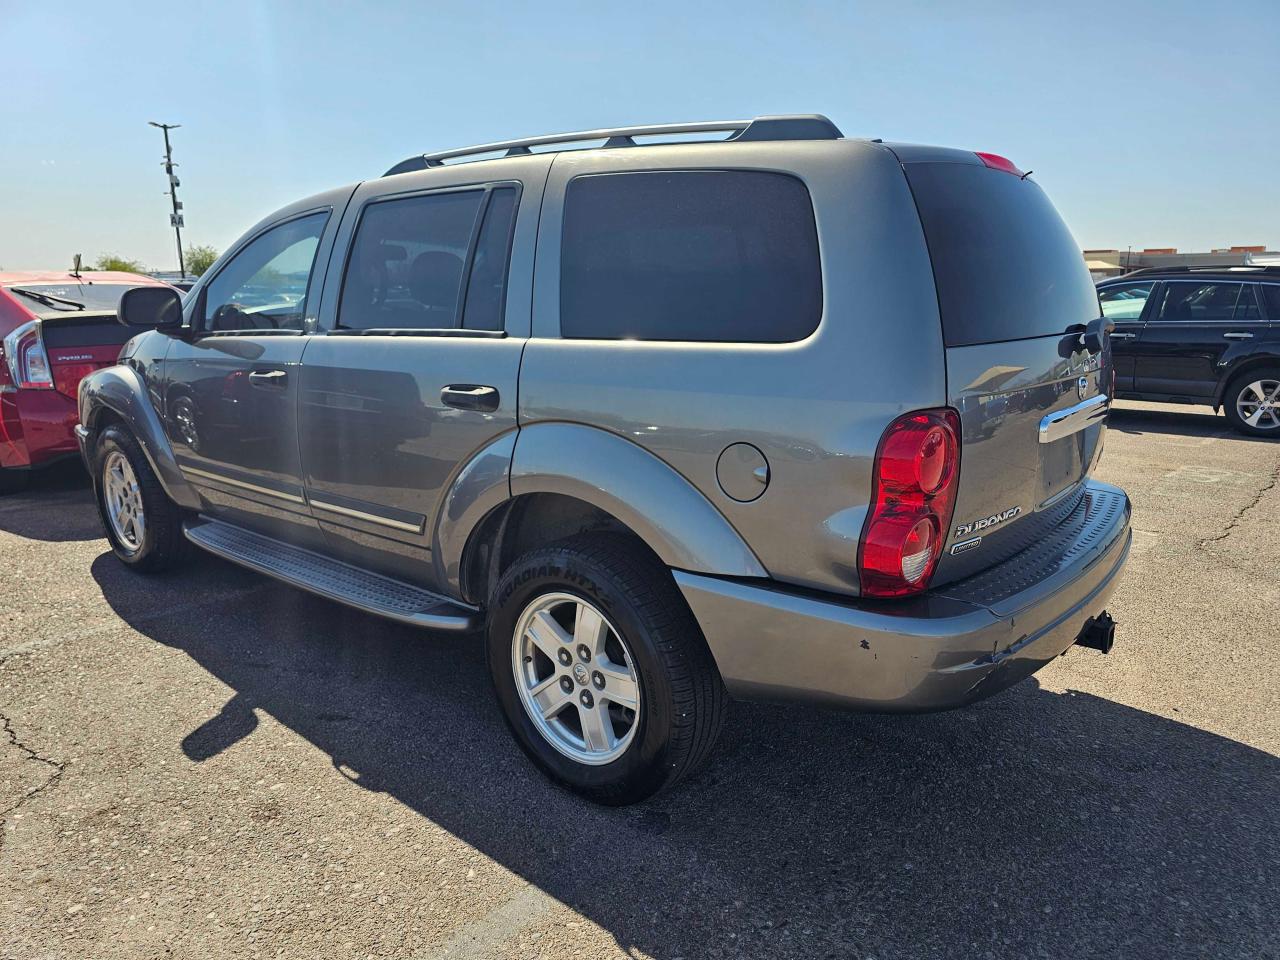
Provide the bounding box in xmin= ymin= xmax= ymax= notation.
xmin=441 ymin=384 xmax=500 ymax=412
xmin=1109 ymin=332 xmax=1137 ymax=340
xmin=247 ymin=369 xmax=288 ymax=387
xmin=1223 ymin=332 xmax=1254 ymax=340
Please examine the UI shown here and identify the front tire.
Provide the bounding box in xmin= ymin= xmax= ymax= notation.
xmin=487 ymin=534 xmax=726 ymax=805
xmin=94 ymin=424 xmax=188 ymax=572
xmin=1224 ymin=368 xmax=1280 ymax=437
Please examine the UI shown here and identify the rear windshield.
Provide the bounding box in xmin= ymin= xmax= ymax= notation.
xmin=4 ymin=282 xmax=137 ymax=316
xmin=903 ymin=162 xmax=1099 ymax=347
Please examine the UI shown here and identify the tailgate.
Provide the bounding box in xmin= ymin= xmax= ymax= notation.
xmin=41 ymin=312 xmax=135 ymax=399
xmin=892 ymin=150 xmax=1108 ymax=585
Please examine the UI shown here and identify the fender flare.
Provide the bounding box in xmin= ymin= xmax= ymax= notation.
xmin=79 ymin=365 xmax=202 ymax=510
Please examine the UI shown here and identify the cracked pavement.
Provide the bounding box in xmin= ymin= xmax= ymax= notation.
xmin=1 ymin=400 xmax=1277 ymax=959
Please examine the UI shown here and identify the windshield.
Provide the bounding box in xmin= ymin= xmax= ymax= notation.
xmin=5 ymin=282 xmax=142 ymax=315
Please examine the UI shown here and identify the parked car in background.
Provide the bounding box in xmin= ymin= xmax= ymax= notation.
xmin=79 ymin=115 xmax=1130 ymax=804
xmin=0 ymin=270 xmax=174 ymax=493
xmin=1100 ymin=265 xmax=1280 ymax=436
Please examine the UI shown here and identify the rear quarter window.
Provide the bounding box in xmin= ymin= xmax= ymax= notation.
xmin=560 ymin=170 xmax=822 ymax=343
xmin=903 ymin=162 xmax=1099 ymax=347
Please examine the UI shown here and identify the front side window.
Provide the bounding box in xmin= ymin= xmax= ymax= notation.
xmin=1099 ymin=281 xmax=1154 ymax=321
xmin=560 ymin=170 xmax=822 ymax=343
xmin=202 ymin=213 xmax=327 ymax=332
xmin=338 ymin=187 xmax=519 ymax=333
xmin=1155 ymin=282 xmax=1243 ymax=323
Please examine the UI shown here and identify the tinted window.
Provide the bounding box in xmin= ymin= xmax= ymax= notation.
xmin=560 ymin=171 xmax=821 ymax=342
xmin=1155 ymin=282 xmax=1242 ymax=323
xmin=461 ymin=188 xmax=519 ymax=331
xmin=903 ymin=162 xmax=1099 ymax=346
xmin=1234 ymin=285 xmax=1262 ymax=322
xmin=1099 ymin=281 xmax=1154 ymax=321
xmin=340 ymin=190 xmax=484 ymax=331
xmin=1262 ymin=285 xmax=1280 ymax=320
xmin=203 ymin=213 xmax=327 ymax=332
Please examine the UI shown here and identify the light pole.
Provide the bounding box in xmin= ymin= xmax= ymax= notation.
xmin=149 ymin=121 xmax=186 ymax=277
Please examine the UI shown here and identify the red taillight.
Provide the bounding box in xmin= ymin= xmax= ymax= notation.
xmin=2 ymin=320 xmax=54 ymax=390
xmin=858 ymin=408 xmax=961 ymax=598
xmin=975 ymin=152 xmax=1024 ymax=177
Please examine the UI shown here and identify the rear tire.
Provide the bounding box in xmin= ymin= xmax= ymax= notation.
xmin=94 ymin=424 xmax=189 ymax=572
xmin=1223 ymin=368 xmax=1280 ymax=437
xmin=487 ymin=533 xmax=726 ymax=805
xmin=0 ymin=468 xmax=28 ymax=496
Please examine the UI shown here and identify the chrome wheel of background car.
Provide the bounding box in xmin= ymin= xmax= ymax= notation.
xmin=102 ymin=450 xmax=146 ymax=551
xmin=172 ymin=396 xmax=200 ymax=450
xmin=1235 ymin=379 xmax=1280 ymax=430
xmin=512 ymin=592 xmax=641 ymax=766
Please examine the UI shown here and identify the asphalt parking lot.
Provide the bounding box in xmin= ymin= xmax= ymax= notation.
xmin=1 ymin=400 xmax=1277 ymax=960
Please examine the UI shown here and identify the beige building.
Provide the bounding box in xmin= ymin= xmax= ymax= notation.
xmin=1084 ymin=245 xmax=1278 ymax=281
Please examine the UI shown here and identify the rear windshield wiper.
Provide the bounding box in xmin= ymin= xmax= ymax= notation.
xmin=9 ymin=287 xmax=85 ymax=311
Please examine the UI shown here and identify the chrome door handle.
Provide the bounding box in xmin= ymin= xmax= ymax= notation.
xmin=247 ymin=369 xmax=288 ymax=387
xmin=1109 ymin=332 xmax=1137 ymax=340
xmin=1223 ymin=332 xmax=1254 ymax=340
xmin=441 ymin=384 xmax=500 ymax=412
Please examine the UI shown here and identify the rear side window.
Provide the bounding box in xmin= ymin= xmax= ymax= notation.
xmin=1099 ymin=282 xmax=1154 ymax=321
xmin=339 ymin=186 xmax=519 ymax=332
xmin=1262 ymin=285 xmax=1280 ymax=320
xmin=904 ymin=162 xmax=1099 ymax=347
xmin=1155 ymin=282 xmax=1242 ymax=323
xmin=560 ymin=171 xmax=821 ymax=342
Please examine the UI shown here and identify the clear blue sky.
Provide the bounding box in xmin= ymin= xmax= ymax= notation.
xmin=2 ymin=0 xmax=1277 ymax=271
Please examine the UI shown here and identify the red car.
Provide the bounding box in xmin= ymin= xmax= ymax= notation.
xmin=0 ymin=270 xmax=173 ymax=494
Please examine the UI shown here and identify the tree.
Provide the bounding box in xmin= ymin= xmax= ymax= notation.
xmin=185 ymin=244 xmax=220 ymax=277
xmin=94 ymin=254 xmax=145 ymax=273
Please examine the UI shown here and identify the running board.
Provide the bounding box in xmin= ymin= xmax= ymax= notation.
xmin=183 ymin=518 xmax=479 ymax=632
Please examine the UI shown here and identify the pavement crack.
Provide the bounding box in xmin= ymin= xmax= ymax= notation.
xmin=1197 ymin=457 xmax=1280 ymax=550
xmin=0 ymin=710 xmax=67 ymax=858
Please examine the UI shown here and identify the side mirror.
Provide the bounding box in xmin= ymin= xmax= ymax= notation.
xmin=119 ymin=285 xmax=183 ymax=329
xmin=1083 ymin=316 xmax=1115 ymax=354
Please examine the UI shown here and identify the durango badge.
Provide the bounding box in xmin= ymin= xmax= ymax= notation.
xmin=954 ymin=506 xmax=1022 ymax=538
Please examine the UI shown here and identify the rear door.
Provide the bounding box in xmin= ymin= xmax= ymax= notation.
xmin=299 ymin=157 xmax=547 ymax=588
xmin=1098 ymin=279 xmax=1157 ymax=392
xmin=1133 ymin=280 xmax=1267 ymax=398
xmin=895 ymin=153 xmax=1109 ymax=583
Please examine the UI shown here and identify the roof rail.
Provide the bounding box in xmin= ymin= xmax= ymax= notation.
xmin=1122 ymin=264 xmax=1280 ymax=278
xmin=383 ymin=114 xmax=843 ymax=177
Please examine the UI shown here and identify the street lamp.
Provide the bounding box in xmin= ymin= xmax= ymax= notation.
xmin=149 ymin=121 xmax=186 ymax=277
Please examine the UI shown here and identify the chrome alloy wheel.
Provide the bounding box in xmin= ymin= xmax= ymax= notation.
xmin=512 ymin=593 xmax=641 ymax=765
xmin=102 ymin=450 xmax=146 ymax=552
xmin=1236 ymin=379 xmax=1280 ymax=431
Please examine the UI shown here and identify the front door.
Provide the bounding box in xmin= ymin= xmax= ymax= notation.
xmin=1099 ymin=279 xmax=1157 ymax=393
xmin=299 ymin=159 xmax=547 ymax=589
xmin=1133 ymin=280 xmax=1267 ymax=398
xmin=164 ymin=208 xmax=334 ymax=544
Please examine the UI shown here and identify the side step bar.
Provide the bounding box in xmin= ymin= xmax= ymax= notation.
xmin=183 ymin=518 xmax=479 ymax=632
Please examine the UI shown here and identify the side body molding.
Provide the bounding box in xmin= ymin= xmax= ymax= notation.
xmin=79 ymin=364 xmax=202 ymax=510
xmin=508 ymin=423 xmax=768 ymax=578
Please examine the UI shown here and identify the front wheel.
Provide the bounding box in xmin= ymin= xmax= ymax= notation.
xmin=487 ymin=534 xmax=726 ymax=805
xmin=94 ymin=424 xmax=189 ymax=572
xmin=1224 ymin=369 xmax=1280 ymax=437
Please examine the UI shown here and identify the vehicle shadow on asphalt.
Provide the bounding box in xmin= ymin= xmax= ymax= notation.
xmin=91 ymin=550 xmax=1278 ymax=959
xmin=0 ymin=462 xmax=99 ymax=542
xmin=1108 ymin=405 xmax=1277 ymax=444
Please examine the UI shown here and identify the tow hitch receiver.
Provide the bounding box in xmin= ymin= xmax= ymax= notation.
xmin=1075 ymin=610 xmax=1116 ymax=654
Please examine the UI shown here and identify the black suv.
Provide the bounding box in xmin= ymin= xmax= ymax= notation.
xmin=1099 ymin=266 xmax=1280 ymax=436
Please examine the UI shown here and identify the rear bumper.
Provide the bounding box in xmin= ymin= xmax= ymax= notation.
xmin=0 ymin=388 xmax=79 ymax=470
xmin=677 ymin=480 xmax=1131 ymax=712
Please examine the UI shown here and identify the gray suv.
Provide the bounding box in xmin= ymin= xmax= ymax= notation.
xmin=79 ymin=115 xmax=1131 ymax=804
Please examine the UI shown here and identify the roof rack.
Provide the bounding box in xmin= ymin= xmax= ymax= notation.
xmin=383 ymin=114 xmax=844 ymax=177
xmin=1122 ymin=264 xmax=1280 ymax=278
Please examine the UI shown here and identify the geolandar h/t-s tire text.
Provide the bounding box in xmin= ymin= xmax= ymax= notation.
xmin=94 ymin=424 xmax=188 ymax=572
xmin=487 ymin=533 xmax=727 ymax=805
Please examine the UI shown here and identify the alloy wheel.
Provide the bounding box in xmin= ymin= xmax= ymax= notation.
xmin=103 ymin=450 xmax=146 ymax=551
xmin=511 ymin=592 xmax=641 ymax=765
xmin=1236 ymin=379 xmax=1280 ymax=431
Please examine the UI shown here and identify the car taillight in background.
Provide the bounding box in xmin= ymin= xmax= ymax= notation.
xmin=858 ymin=408 xmax=961 ymax=598
xmin=974 ymin=152 xmax=1025 ymax=177
xmin=2 ymin=320 xmax=55 ymax=390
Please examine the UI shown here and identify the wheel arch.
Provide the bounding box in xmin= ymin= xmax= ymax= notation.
xmin=438 ymin=422 xmax=768 ymax=604
xmin=1214 ymin=354 xmax=1280 ymax=410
